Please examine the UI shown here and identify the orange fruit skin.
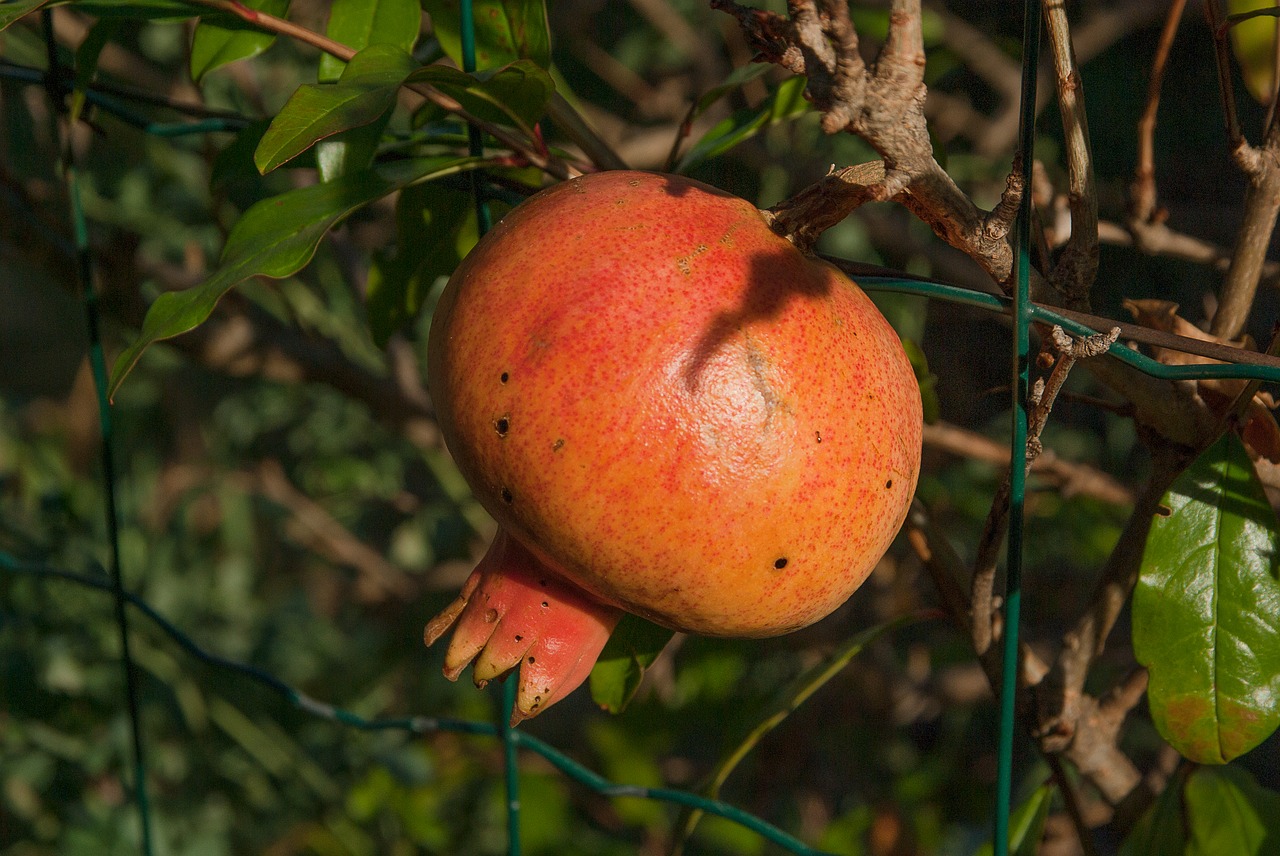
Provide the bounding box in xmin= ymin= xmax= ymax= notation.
xmin=429 ymin=171 xmax=922 ymax=638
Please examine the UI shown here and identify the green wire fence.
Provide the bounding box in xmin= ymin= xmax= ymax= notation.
xmin=5 ymin=1 xmax=1280 ymax=855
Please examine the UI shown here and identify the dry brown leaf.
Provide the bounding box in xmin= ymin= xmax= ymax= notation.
xmin=1123 ymin=299 xmax=1280 ymax=463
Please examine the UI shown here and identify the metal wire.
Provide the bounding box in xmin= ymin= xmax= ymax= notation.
xmin=995 ymin=0 xmax=1040 ymax=849
xmin=39 ymin=10 xmax=157 ymax=854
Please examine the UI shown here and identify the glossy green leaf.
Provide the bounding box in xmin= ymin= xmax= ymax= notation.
xmin=1186 ymin=765 xmax=1280 ymax=855
xmin=409 ymin=60 xmax=554 ymax=136
xmin=0 ymin=0 xmax=51 ymax=31
xmin=423 ymin=0 xmax=550 ymax=71
xmin=109 ymin=157 xmax=483 ymax=398
xmin=190 ymin=0 xmax=290 ymax=83
xmin=672 ymin=614 xmax=919 ymax=850
xmin=255 ymin=44 xmax=417 ymax=174
xmin=973 ymin=782 xmax=1055 ymax=856
xmin=676 ymin=76 xmax=811 ymax=172
xmin=1133 ymin=432 xmax=1280 ymax=764
xmin=318 ymin=0 xmax=421 ymax=82
xmin=1118 ymin=765 xmax=1191 ymax=856
xmin=1228 ymin=0 xmax=1279 ymax=104
xmin=588 ymin=614 xmax=676 ymax=715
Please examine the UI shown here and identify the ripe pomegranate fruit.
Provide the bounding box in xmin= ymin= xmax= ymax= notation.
xmin=425 ymin=171 xmax=922 ymax=723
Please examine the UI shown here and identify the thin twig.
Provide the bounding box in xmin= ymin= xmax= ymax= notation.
xmin=1046 ymin=753 xmax=1103 ymax=856
xmin=1130 ymin=0 xmax=1188 ymax=224
xmin=970 ymin=327 xmax=1120 ymax=656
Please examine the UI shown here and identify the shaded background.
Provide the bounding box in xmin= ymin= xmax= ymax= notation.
xmin=2 ymin=1 xmax=1278 ymax=854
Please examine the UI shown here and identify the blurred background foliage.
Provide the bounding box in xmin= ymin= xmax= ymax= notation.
xmin=1 ymin=1 xmax=1278 ymax=854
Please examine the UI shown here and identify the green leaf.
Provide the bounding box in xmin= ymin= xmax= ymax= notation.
xmin=315 ymin=117 xmax=392 ymax=183
xmin=59 ymin=0 xmax=201 ymax=19
xmin=189 ymin=0 xmax=290 ymax=83
xmin=676 ymin=76 xmax=811 ymax=172
xmin=1133 ymin=432 xmax=1280 ymax=764
xmin=973 ymin=782 xmax=1056 ymax=856
xmin=1118 ymin=765 xmax=1191 ymax=856
xmin=108 ymin=156 xmax=484 ymax=398
xmin=409 ymin=60 xmax=554 ymax=136
xmin=69 ymin=19 xmax=121 ymax=126
xmin=366 ymin=184 xmax=476 ymax=346
xmin=255 ymin=44 xmax=417 ymax=174
xmin=902 ymin=339 xmax=940 ymax=425
xmin=671 ymin=614 xmax=920 ymax=850
xmin=1228 ymin=0 xmax=1279 ymax=104
xmin=422 ymin=0 xmax=550 ymax=71
xmin=588 ymin=615 xmax=676 ymax=715
xmin=1185 ymin=766 xmax=1280 ymax=855
xmin=318 ymin=0 xmax=421 ymax=83
xmin=691 ymin=63 xmax=773 ymax=118
xmin=0 ymin=0 xmax=51 ymax=32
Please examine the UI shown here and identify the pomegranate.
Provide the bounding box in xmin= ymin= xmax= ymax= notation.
xmin=425 ymin=171 xmax=922 ymax=722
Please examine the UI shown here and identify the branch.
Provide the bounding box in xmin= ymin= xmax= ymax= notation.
xmin=1042 ymin=0 xmax=1099 ymax=304
xmin=1202 ymin=0 xmax=1280 ymax=340
xmin=970 ymin=327 xmax=1119 ymax=656
xmin=715 ymin=0 xmax=1017 ymax=285
xmin=1130 ymin=0 xmax=1189 ymax=225
xmin=1035 ymin=445 xmax=1186 ymax=758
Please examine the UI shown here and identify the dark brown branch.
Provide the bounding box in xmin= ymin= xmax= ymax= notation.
xmin=1130 ymin=0 xmax=1189 ymax=225
xmin=1043 ymin=0 xmax=1099 ymax=304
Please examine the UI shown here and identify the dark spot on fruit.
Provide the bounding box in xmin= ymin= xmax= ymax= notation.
xmin=541 ymin=601 xmax=549 ymax=608
xmin=514 ymin=635 xmax=523 ymax=642
xmin=1155 ymin=504 xmax=1172 ymax=517
xmin=500 ymin=372 xmax=509 ymax=383
xmin=552 ymin=438 xmax=565 ymax=452
xmin=501 ymin=488 xmax=513 ymax=503
xmin=484 ymin=608 xmax=498 ymax=623
xmin=815 ymin=431 xmax=822 ymax=443
xmin=528 ymin=656 xmax=536 ymax=664
xmin=886 ymin=479 xmax=893 ymax=489
xmin=774 ymin=557 xmax=788 ymax=569
xmin=494 ymin=416 xmax=510 ymax=437
xmin=534 ymin=695 xmax=541 ymax=702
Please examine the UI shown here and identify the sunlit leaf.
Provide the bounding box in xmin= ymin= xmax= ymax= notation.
xmin=190 ymin=0 xmax=290 ymax=83
xmin=1228 ymin=0 xmax=1279 ymax=104
xmin=109 ymin=156 xmax=485 ymax=398
xmin=318 ymin=0 xmax=421 ymax=82
xmin=1186 ymin=765 xmax=1280 ymax=855
xmin=588 ymin=614 xmax=676 ymax=715
xmin=422 ymin=0 xmax=550 ymax=71
xmin=255 ymin=44 xmax=416 ymax=174
xmin=1133 ymin=432 xmax=1280 ymax=764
